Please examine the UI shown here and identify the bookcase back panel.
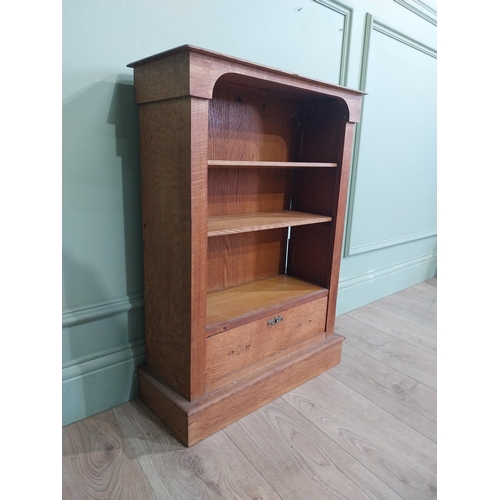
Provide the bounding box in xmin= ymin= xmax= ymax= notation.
xmin=298 ymin=99 xmax=347 ymax=163
xmin=207 ymin=229 xmax=287 ymax=292
xmin=208 ymin=86 xmax=299 ymax=162
xmin=288 ymin=223 xmax=333 ymax=288
xmin=292 ymin=168 xmax=338 ymax=217
xmin=208 ymin=168 xmax=291 ymax=216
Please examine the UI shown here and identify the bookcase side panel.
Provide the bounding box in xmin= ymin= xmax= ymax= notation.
xmin=190 ymin=97 xmax=209 ymax=399
xmin=139 ymin=97 xmax=194 ymax=400
xmin=325 ymin=120 xmax=356 ymax=334
xmin=133 ymin=51 xmax=191 ymax=103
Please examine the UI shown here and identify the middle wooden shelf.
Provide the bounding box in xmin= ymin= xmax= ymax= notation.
xmin=207 ymin=210 xmax=332 ymax=237
xmin=207 ymin=160 xmax=338 ymax=169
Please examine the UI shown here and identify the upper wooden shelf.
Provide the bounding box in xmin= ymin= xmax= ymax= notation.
xmin=207 ymin=160 xmax=337 ymax=169
xmin=207 ymin=210 xmax=332 ymax=237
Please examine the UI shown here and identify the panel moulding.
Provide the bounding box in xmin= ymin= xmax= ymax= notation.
xmin=343 ymin=13 xmax=437 ymax=258
xmin=393 ymin=0 xmax=437 ymax=26
xmin=62 ymin=339 xmax=145 ymax=381
xmin=339 ymin=250 xmax=437 ymax=290
xmin=62 ymin=299 xmax=146 ymax=426
xmin=336 ymin=251 xmax=437 ymax=315
xmin=313 ymin=0 xmax=353 ymax=86
xmin=62 ymin=291 xmax=144 ymax=328
xmin=62 ymin=353 xmax=144 ymax=427
xmin=347 ymin=229 xmax=436 ymax=256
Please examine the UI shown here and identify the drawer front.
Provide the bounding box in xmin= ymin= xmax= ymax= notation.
xmin=205 ymin=296 xmax=328 ymax=388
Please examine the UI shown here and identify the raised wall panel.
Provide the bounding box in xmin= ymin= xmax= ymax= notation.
xmin=313 ymin=0 xmax=353 ymax=86
xmin=344 ymin=16 xmax=436 ymax=256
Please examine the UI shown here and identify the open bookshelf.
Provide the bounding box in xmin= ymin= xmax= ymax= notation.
xmin=128 ymin=45 xmax=364 ymax=446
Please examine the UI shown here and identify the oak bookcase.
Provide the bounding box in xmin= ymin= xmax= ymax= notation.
xmin=127 ymin=45 xmax=364 ymax=446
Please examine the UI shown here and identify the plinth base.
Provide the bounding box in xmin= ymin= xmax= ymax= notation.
xmin=137 ymin=333 xmax=344 ymax=446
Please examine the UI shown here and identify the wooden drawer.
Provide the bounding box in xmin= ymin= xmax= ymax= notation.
xmin=205 ymin=296 xmax=328 ymax=390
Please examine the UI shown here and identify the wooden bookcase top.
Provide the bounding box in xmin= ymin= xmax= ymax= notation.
xmin=127 ymin=44 xmax=365 ymax=123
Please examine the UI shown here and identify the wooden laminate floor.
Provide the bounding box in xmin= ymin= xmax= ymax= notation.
xmin=62 ymin=278 xmax=437 ymax=500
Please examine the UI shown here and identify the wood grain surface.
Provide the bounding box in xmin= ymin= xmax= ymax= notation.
xmin=138 ymin=96 xmax=208 ymax=401
xmin=282 ymin=374 xmax=437 ymax=499
xmin=225 ymin=398 xmax=404 ymax=500
xmin=205 ymin=296 xmax=327 ymax=387
xmin=207 ymin=167 xmax=290 ymax=216
xmin=207 ymin=210 xmax=332 ymax=236
xmin=208 ymin=160 xmax=337 ymax=168
xmin=128 ymin=45 xmax=365 ymax=124
xmin=206 ymin=274 xmax=327 ymax=332
xmin=329 ymin=343 xmax=437 ymax=442
xmin=373 ymin=283 xmax=437 ymax=328
xmin=206 ymin=229 xmax=287 ymax=292
xmin=62 ymin=410 xmax=156 ymax=500
xmin=347 ymin=303 xmax=437 ymax=355
xmin=208 ymin=86 xmax=298 ymax=162
xmin=113 ymin=400 xmax=281 ymax=500
xmin=137 ymin=333 xmax=342 ymax=446
xmin=336 ymin=313 xmax=437 ymax=390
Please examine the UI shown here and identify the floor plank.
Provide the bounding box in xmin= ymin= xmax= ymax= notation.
xmin=282 ymin=374 xmax=437 ymax=499
xmin=372 ymin=287 xmax=436 ymax=328
xmin=347 ymin=303 xmax=436 ymax=355
xmin=400 ymin=280 xmax=438 ymax=299
xmin=425 ymin=277 xmax=437 ymax=287
xmin=62 ymin=409 xmax=156 ymax=500
xmin=328 ymin=344 xmax=437 ymax=442
xmin=112 ymin=399 xmax=281 ymax=500
xmin=224 ymin=398 xmax=404 ymax=500
xmin=336 ymin=314 xmax=437 ymax=390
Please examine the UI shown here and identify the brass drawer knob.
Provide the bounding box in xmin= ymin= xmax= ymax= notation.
xmin=267 ymin=315 xmax=284 ymax=326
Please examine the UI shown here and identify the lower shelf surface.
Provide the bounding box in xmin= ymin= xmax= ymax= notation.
xmin=138 ymin=333 xmax=344 ymax=446
xmin=206 ymin=274 xmax=328 ymax=336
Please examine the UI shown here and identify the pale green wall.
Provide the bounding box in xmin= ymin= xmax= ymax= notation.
xmin=62 ymin=0 xmax=437 ymax=425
